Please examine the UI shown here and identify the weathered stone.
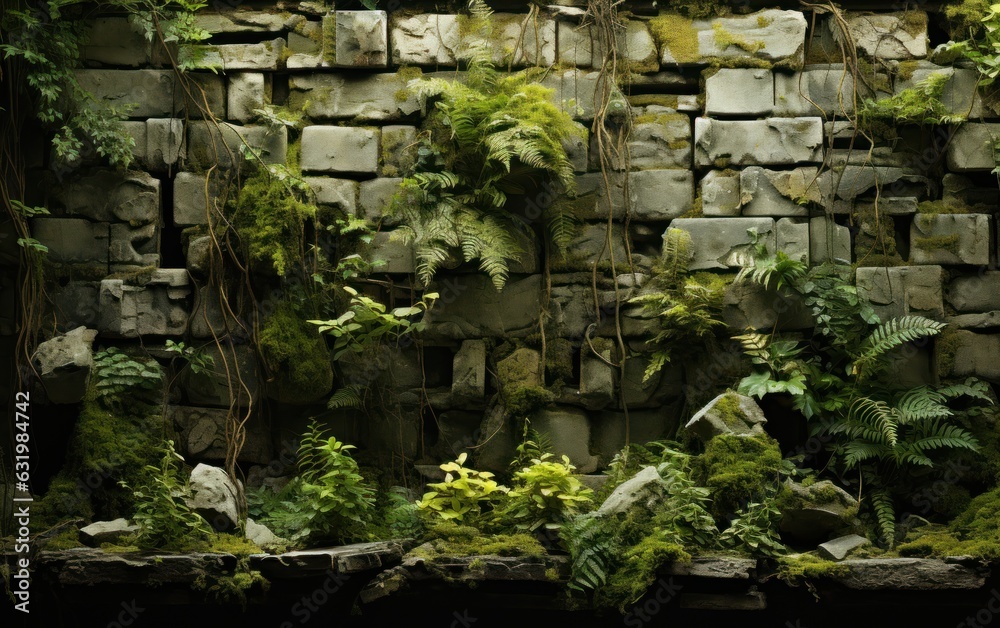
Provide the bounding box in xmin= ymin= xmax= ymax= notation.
xmin=173 ymin=172 xmax=222 ymax=226
xmin=910 ymin=213 xmax=990 ymax=266
xmin=894 ymin=63 xmax=980 ymax=118
xmin=695 ymin=118 xmax=824 ymax=167
xmin=856 ymin=265 xmax=944 ymax=320
xmin=186 ymin=236 xmax=212 ymax=278
xmin=664 ymin=556 xmax=755 ymax=579
xmin=775 ymin=64 xmax=856 ymax=116
xmin=624 ymin=113 xmax=691 ymax=171
xmin=301 ymin=126 xmax=378 ymax=174
xmin=288 ymin=20 xmax=322 ymax=55
xmin=425 ymin=274 xmax=542 ymax=339
xmin=379 ymin=125 xmax=418 ymax=177
xmin=358 ymin=177 xmax=401 ymax=222
xmin=631 ymin=170 xmax=695 ymax=220
xmin=940 ymin=330 xmax=1000 ymax=383
xmin=740 ymin=167 xmax=822 ymax=217
xmin=564 ymin=130 xmax=589 ymax=173
xmin=832 ymin=197 xmax=918 ymax=216
xmin=120 ymin=121 xmax=147 ymax=165
xmin=598 ymin=466 xmax=667 ymax=515
xmin=390 ymin=14 xmax=460 ymax=65
xmin=193 ymin=10 xmax=299 ymax=33
xmin=685 ymin=392 xmax=767 ymax=442
xmin=948 ymin=272 xmax=1000 ymax=313
xmin=670 ymin=218 xmax=775 ymax=271
xmin=185 ymin=122 xmax=287 ymax=172
xmin=475 ymin=14 xmax=557 ymax=67
xmin=948 ymin=312 xmax=1000 ymax=329
xmin=579 ymin=338 xmax=615 ymax=410
xmin=452 ymin=340 xmax=486 ymax=403
xmin=722 ymin=282 xmax=813 ymax=331
xmin=48 ymin=282 xmax=102 ymax=331
xmin=497 ymin=347 xmax=542 ymax=391
xmin=705 ymin=69 xmax=774 ymax=116
xmin=661 ymin=10 xmax=806 ymax=67
xmin=227 ymin=73 xmax=269 ymax=123
xmin=540 ymin=69 xmax=616 ymax=121
xmin=818 ymin=534 xmax=870 ymax=561
xmin=334 ymin=11 xmax=388 ymax=68
xmin=533 ymin=408 xmax=598 ymax=473
xmin=34 ymin=549 xmax=238 ymax=587
xmin=555 ymin=223 xmax=629 ymax=271
xmin=832 ymin=558 xmax=985 ymax=590
xmin=76 ymin=69 xmax=225 ymax=119
xmin=777 ymin=218 xmax=809 ymax=264
xmin=53 ymin=170 xmax=160 ymax=226
xmin=186 ymin=463 xmax=240 ymax=531
xmin=245 ymin=518 xmax=285 ymax=549
xmin=167 ymin=405 xmax=271 ymax=464
xmin=189 ymin=286 xmax=247 ymax=340
xmin=837 ymin=11 xmax=928 ymax=60
xmin=145 ymin=118 xmax=186 ymax=171
xmin=109 ymin=223 xmax=159 ymax=268
xmin=33 ymin=218 xmax=109 ymax=265
xmin=829 ymin=165 xmax=925 ymax=201
xmin=98 ymin=270 xmax=190 ymax=337
xmin=32 ymin=326 xmax=97 ymax=404
xmin=559 ymin=20 xmax=655 ymax=70
xmin=371 ymin=231 xmax=414 ymax=273
xmin=700 ymin=170 xmax=741 ymax=216
xmin=810 ymin=216 xmax=852 ymax=264
xmin=947 ymin=123 xmax=1000 ymax=172
xmin=82 ymin=18 xmax=149 ymax=66
xmin=179 ymin=40 xmax=285 ymax=71
xmin=779 ymin=479 xmax=859 ymax=543
xmin=303 ymin=177 xmax=358 ymax=215
xmin=78 ymin=519 xmax=138 ymax=547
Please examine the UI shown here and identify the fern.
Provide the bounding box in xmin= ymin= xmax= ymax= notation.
xmin=851 ymin=316 xmax=946 ymax=379
xmin=327 ymin=385 xmax=363 ymax=410
xmin=561 ymin=514 xmax=615 ymax=592
xmin=869 ymin=487 xmax=897 ymax=547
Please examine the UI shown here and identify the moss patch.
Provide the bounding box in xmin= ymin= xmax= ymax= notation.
xmin=912 ymin=234 xmax=961 ymax=256
xmin=777 ymin=552 xmax=851 ymax=583
xmin=897 ymin=487 xmax=1000 ymax=559
xmin=257 ymin=302 xmax=334 ymax=402
xmin=946 ymin=0 xmax=991 ymax=38
xmin=698 ymin=434 xmax=783 ymax=516
xmin=630 ymin=95 xmax=680 ymax=111
xmin=650 ymin=14 xmax=700 ymax=65
xmin=413 ymin=521 xmax=546 ymax=558
xmin=712 ymin=23 xmax=764 ymax=54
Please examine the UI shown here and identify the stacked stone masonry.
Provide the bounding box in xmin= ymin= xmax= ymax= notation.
xmin=21 ymin=3 xmax=999 ymax=473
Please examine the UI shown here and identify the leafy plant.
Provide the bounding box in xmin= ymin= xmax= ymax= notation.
xmin=416 ymin=453 xmax=509 ymax=524
xmin=719 ymin=500 xmax=786 ymax=557
xmin=164 ymin=339 xmax=214 ymax=375
xmin=500 ymin=454 xmax=594 ymax=532
xmin=124 ymin=440 xmax=211 ymax=550
xmin=858 ymin=73 xmax=966 ymax=138
xmin=950 ymin=3 xmax=1000 ymax=86
xmin=92 ymin=347 xmax=163 ymax=403
xmin=390 ymin=0 xmax=585 ymax=289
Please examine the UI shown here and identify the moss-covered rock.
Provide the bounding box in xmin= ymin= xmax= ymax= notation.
xmin=697 ymin=433 xmax=783 ymax=516
xmin=257 ymin=302 xmax=333 ymax=404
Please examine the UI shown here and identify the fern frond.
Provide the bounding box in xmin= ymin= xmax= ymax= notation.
xmin=327 ymin=385 xmax=363 ymax=410
xmin=893 ymin=387 xmax=951 ymax=424
xmin=847 ymin=397 xmax=898 ymax=447
xmin=937 ymin=378 xmax=994 ymax=403
xmin=843 ymin=441 xmax=891 ymax=468
xmin=868 ymin=487 xmax=897 ymax=548
xmin=659 ymin=228 xmax=692 ymax=287
xmin=852 ymin=316 xmax=945 ymax=377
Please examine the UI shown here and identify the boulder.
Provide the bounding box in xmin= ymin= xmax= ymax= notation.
xmin=245 ymin=518 xmax=285 ymax=549
xmin=597 ymin=466 xmax=667 ymax=515
xmin=186 ymin=463 xmax=241 ymax=532
xmin=779 ymin=479 xmax=859 ymax=543
xmin=79 ymin=519 xmax=138 ymax=547
xmin=33 ymin=327 xmax=98 ymax=404
xmin=685 ymin=392 xmax=767 ymax=442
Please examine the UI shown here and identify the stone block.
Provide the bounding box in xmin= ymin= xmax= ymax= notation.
xmin=174 ymin=172 xmax=223 ymax=226
xmin=563 ymin=131 xmax=589 ymax=173
xmin=540 ymin=69 xmax=613 ymax=121
xmin=832 ymin=197 xmax=918 ymax=216
xmin=685 ymin=391 xmax=767 ymax=442
xmin=179 ymin=343 xmax=260 ymax=408
xmin=856 ymin=265 xmax=944 ymax=320
xmin=837 ymin=11 xmax=928 ymax=60
xmin=32 ymin=326 xmax=97 ymax=404
xmin=624 ymin=111 xmax=691 ymax=170
xmin=179 ymin=39 xmax=285 ymax=71
xmin=947 ymin=272 xmax=1000 ymax=313
xmin=941 ymin=330 xmax=1000 ymax=382
xmin=424 ymin=274 xmax=542 ymax=339
xmin=48 ymin=282 xmax=102 ymax=331
xmin=695 ymin=118 xmax=824 ymax=167
xmin=53 ymin=170 xmax=160 ymax=226
xmin=700 ymin=170 xmax=741 ymax=216
xmin=289 ymin=73 xmax=422 ymax=122
xmin=740 ymin=167 xmax=823 ymax=216
xmin=334 ymin=10 xmax=388 ymax=68
xmin=109 ymin=223 xmax=159 ymax=267
xmin=810 ymin=216 xmax=852 ymax=264
xmin=894 ymin=63 xmax=980 ymax=118
xmin=497 ymin=347 xmax=542 ymax=390
xmin=452 ymin=340 xmax=487 ymax=403
xmin=371 ymin=231 xmax=414 ymax=273
xmin=558 ymin=20 xmax=654 ymax=71
xmin=705 ymin=69 xmax=774 ymax=116
xmin=722 ymin=282 xmax=813 ymax=331
xmin=669 ymin=218 xmax=775 ymax=271
xmin=168 ymin=405 xmax=271 ymax=465
xmin=910 ymin=214 xmax=990 ymax=266
xmin=185 ymin=122 xmax=287 ymax=172
xmin=193 ymin=10 xmax=298 ymax=33
xmin=75 ymin=69 xmax=225 ymax=119
xmin=579 ymin=338 xmax=615 ymax=410
xmin=186 ymin=236 xmax=212 ymax=278
xmin=947 ymin=123 xmax=1000 ymax=172
xmin=227 ymin=73 xmax=270 ymax=123
xmin=303 ymin=177 xmax=358 ymax=215
xmin=534 ymin=408 xmax=599 ymax=473
xmin=555 ymin=223 xmax=629 ymax=271
xmin=661 ymin=9 xmax=806 ymax=67
xmin=777 ymin=218 xmax=809 ymax=264
xmin=774 ymin=64 xmax=856 ymax=117
xmin=33 ymin=218 xmax=109 ymax=265
xmin=358 ymin=177 xmax=401 ymax=223
xmin=82 ymin=18 xmax=149 ymax=66
xmin=146 ymin=118 xmax=186 ymax=171
xmin=631 ymin=170 xmax=695 ymax=220
xmin=98 ymin=269 xmax=190 ymax=337
xmin=470 ymin=14 xmax=557 ymax=67
xmin=380 ymin=125 xmax=418 ymax=177
xmin=189 ymin=285 xmax=246 ymax=340
xmin=79 ymin=519 xmax=138 ymax=547
xmin=390 ymin=14 xmax=461 ymax=65
xmin=300 ymin=126 xmax=378 ymax=174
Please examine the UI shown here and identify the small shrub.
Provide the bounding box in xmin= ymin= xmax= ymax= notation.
xmin=416 ymin=453 xmax=508 ymax=524
xmin=500 ymin=454 xmax=594 ymax=532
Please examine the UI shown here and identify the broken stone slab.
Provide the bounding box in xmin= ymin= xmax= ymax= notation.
xmin=145 ymin=118 xmax=186 ymax=171
xmin=227 ymin=73 xmax=270 ymax=124
xmin=856 ymin=265 xmax=944 ymax=320
xmin=497 ymin=347 xmax=543 ymax=389
xmin=694 ymin=118 xmax=824 ymax=167
xmin=53 ymin=170 xmax=160 ymax=226
xmin=700 ymin=170 xmax=741 ymax=216
xmin=178 ymin=343 xmax=260 ymax=408
xmin=831 ymin=197 xmax=919 ymax=216
xmin=948 ymin=312 xmax=1000 ymax=329
xmin=245 ymin=518 xmax=285 ymax=550
xmin=894 ymin=63 xmax=981 ymax=118
xmin=663 ymin=556 xmax=755 ymax=579
xmin=167 ymin=405 xmax=272 ymax=465
xmin=553 ymin=222 xmax=629 ymax=271
xmin=669 ymin=217 xmax=776 ymax=271
xmin=832 ymin=557 xmax=986 ymax=590
xmin=939 ymin=330 xmax=1000 ymax=383
xmin=303 ymin=177 xmax=359 ymax=215
xmin=477 ymin=13 xmax=557 ymax=67
xmin=252 ymin=540 xmax=408 ymax=579
xmin=334 ymin=10 xmax=388 ymax=68
xmin=34 ymin=548 xmax=237 ymax=586
xmin=186 ymin=463 xmax=240 ymax=532
xmin=33 ymin=327 xmax=98 ymax=404
xmin=289 ymin=72 xmax=422 ymax=122
xmin=661 ymin=10 xmax=806 ymax=67
xmin=598 ymin=466 xmax=668 ymax=515
xmin=810 ymin=216 xmax=852 ymax=264
xmin=33 ymin=218 xmax=109 ymax=265
xmin=79 ymin=519 xmax=138 ymax=547
xmin=98 ymin=270 xmax=190 ymax=338
xmin=818 ymin=534 xmax=870 ymax=561
xmin=75 ymin=69 xmax=225 ymax=119
xmin=178 ymin=39 xmax=285 ymax=71
xmin=300 ymin=126 xmax=379 ymax=174
xmin=705 ymin=68 xmax=774 ymax=116
xmin=910 ymin=213 xmax=991 ymax=266
xmin=534 ymin=407 xmax=599 ymax=473
xmin=835 ymin=11 xmax=928 ymax=60
xmin=948 ymin=272 xmax=1000 ymax=312
xmin=947 ymin=123 xmax=1000 ymax=172
xmin=620 ymin=112 xmax=691 ymax=171
xmin=108 ymin=223 xmax=159 ymax=269
xmin=740 ymin=167 xmax=823 ymax=217
xmin=452 ymin=340 xmax=487 ymax=403
xmin=774 ymin=64 xmax=856 ymax=116
xmin=685 ymin=391 xmax=767 ymax=442
xmin=390 ymin=14 xmax=461 ymax=65
xmin=193 ymin=9 xmax=300 ymax=33
xmin=779 ymin=479 xmax=859 ymax=543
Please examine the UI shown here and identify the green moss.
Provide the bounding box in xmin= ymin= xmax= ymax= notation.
xmin=629 ymin=95 xmax=680 ymax=111
xmin=667 ymin=0 xmax=731 ymax=19
xmin=650 ymin=14 xmax=700 ymax=65
xmin=413 ymin=521 xmax=546 ymax=558
xmin=712 ymin=23 xmax=764 ymax=54
xmin=42 ymin=528 xmax=84 ymax=551
xmin=896 ymin=60 xmax=921 ymax=83
xmin=917 ymin=199 xmax=977 ymax=215
xmin=853 ymin=200 xmax=902 ymax=266
xmin=106 ymin=265 xmax=158 ymax=285
xmin=698 ymin=434 xmax=783 ymax=516
xmin=946 ymin=0 xmax=991 ymax=38
xmin=900 ymin=10 xmax=928 ymax=39
xmin=714 ymin=392 xmax=747 ymax=429
xmin=776 ymin=552 xmax=851 ymax=584
xmin=506 ymin=386 xmax=555 ymax=417
xmin=600 ymin=536 xmax=689 ymax=610
xmin=545 ymin=338 xmax=575 ymax=384
xmin=896 ymin=488 xmax=1000 ymax=559
xmin=257 ymin=302 xmax=333 ymax=402
xmin=913 ymin=233 xmax=961 ymax=255
xmin=936 ymin=327 xmax=961 ymax=376
xmin=322 ymin=14 xmax=336 ymax=65
xmin=188 ymin=533 xmax=265 ymax=556
xmin=757 ymin=15 xmax=774 ymax=28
